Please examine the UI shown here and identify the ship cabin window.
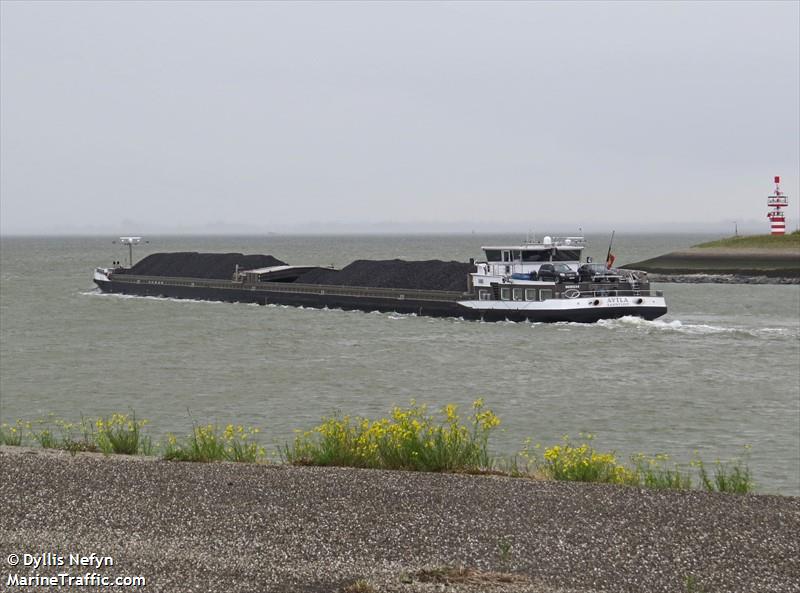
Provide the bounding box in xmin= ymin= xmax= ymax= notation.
xmin=502 ymin=250 xmax=512 ymax=262
xmin=539 ymin=289 xmax=553 ymax=301
xmin=521 ymin=250 xmax=551 ymax=262
xmin=512 ymin=288 xmax=523 ymax=301
xmin=525 ymin=289 xmax=537 ymax=301
xmin=500 ymin=287 xmax=511 ymax=301
xmin=479 ymin=290 xmax=492 ymax=301
xmin=552 ymin=250 xmax=581 ymax=261
xmin=484 ymin=250 xmax=501 ymax=262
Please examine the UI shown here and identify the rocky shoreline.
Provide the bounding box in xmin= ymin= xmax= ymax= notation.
xmin=647 ymin=273 xmax=800 ymax=285
xmin=1 ymin=447 xmax=798 ymax=593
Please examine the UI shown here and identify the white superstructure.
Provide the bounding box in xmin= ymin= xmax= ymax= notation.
xmin=461 ymin=234 xmax=667 ymax=320
xmin=470 ymin=236 xmax=585 ymax=296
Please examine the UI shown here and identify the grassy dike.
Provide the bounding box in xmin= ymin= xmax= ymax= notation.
xmin=0 ymin=402 xmax=755 ymax=494
xmin=694 ymin=231 xmax=800 ymax=249
xmin=622 ymin=230 xmax=800 ymax=278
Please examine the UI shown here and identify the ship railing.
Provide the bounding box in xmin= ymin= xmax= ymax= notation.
xmin=566 ymin=289 xmax=664 ymax=298
xmin=550 ymin=236 xmax=586 ymax=246
xmin=108 ymin=274 xmax=468 ymax=302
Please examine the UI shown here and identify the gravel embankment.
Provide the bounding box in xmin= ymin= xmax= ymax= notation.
xmin=1 ymin=448 xmax=798 ymax=593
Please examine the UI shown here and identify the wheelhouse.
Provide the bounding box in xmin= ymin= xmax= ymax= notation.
xmin=476 ymin=236 xmax=585 ymax=278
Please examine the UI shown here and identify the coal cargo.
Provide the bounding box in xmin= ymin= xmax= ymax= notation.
xmin=117 ymin=253 xmax=474 ymax=291
xmin=295 ymin=259 xmax=473 ymax=292
xmin=119 ymin=252 xmax=287 ymax=280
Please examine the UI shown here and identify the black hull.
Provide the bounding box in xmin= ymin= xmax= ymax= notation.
xmin=94 ymin=278 xmax=667 ymax=323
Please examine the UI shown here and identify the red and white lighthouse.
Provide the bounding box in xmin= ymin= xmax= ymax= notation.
xmin=767 ymin=176 xmax=788 ymax=235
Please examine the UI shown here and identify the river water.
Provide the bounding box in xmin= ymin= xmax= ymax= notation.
xmin=1 ymin=234 xmax=798 ymax=494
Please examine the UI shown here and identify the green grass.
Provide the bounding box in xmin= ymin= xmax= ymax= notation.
xmin=33 ymin=429 xmax=58 ymax=449
xmin=2 ymin=406 xmax=757 ymax=495
xmin=695 ymin=230 xmax=800 ymax=249
xmin=282 ymin=400 xmax=500 ymax=473
xmin=96 ymin=413 xmax=150 ymax=455
xmin=541 ymin=436 xmax=636 ymax=484
xmin=59 ymin=416 xmax=100 ymax=454
xmin=163 ymin=423 xmax=264 ymax=462
xmin=684 ymin=574 xmax=711 ymax=592
xmin=1 ymin=413 xmax=148 ymax=455
xmin=695 ymin=451 xmax=754 ymax=494
xmin=497 ymin=537 xmax=513 ymax=567
xmin=538 ymin=437 xmax=750 ymax=493
xmin=631 ymin=453 xmax=693 ymax=490
xmin=0 ymin=420 xmax=24 ymax=446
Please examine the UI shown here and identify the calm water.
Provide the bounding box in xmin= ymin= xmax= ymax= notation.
xmin=1 ymin=234 xmax=798 ymax=494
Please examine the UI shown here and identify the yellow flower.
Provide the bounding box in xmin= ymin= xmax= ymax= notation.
xmin=444 ymin=404 xmax=458 ymax=422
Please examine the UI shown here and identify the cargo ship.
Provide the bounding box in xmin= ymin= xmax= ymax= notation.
xmin=93 ymin=236 xmax=667 ymax=323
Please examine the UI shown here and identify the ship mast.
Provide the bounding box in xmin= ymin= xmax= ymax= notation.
xmin=119 ymin=236 xmax=142 ymax=267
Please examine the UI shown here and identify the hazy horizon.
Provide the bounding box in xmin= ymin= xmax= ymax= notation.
xmin=2 ymin=1 xmax=798 ymax=236
xmin=0 ymin=220 xmax=784 ymax=237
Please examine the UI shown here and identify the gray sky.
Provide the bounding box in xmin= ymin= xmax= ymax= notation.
xmin=1 ymin=0 xmax=798 ymax=235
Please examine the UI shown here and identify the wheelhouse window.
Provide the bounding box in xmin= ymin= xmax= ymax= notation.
xmin=521 ymin=250 xmax=551 ymax=262
xmin=502 ymin=250 xmax=512 ymax=262
xmin=552 ymin=250 xmax=581 ymax=261
xmin=500 ymin=287 xmax=511 ymax=300
xmin=484 ymin=249 xmax=501 ymax=262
